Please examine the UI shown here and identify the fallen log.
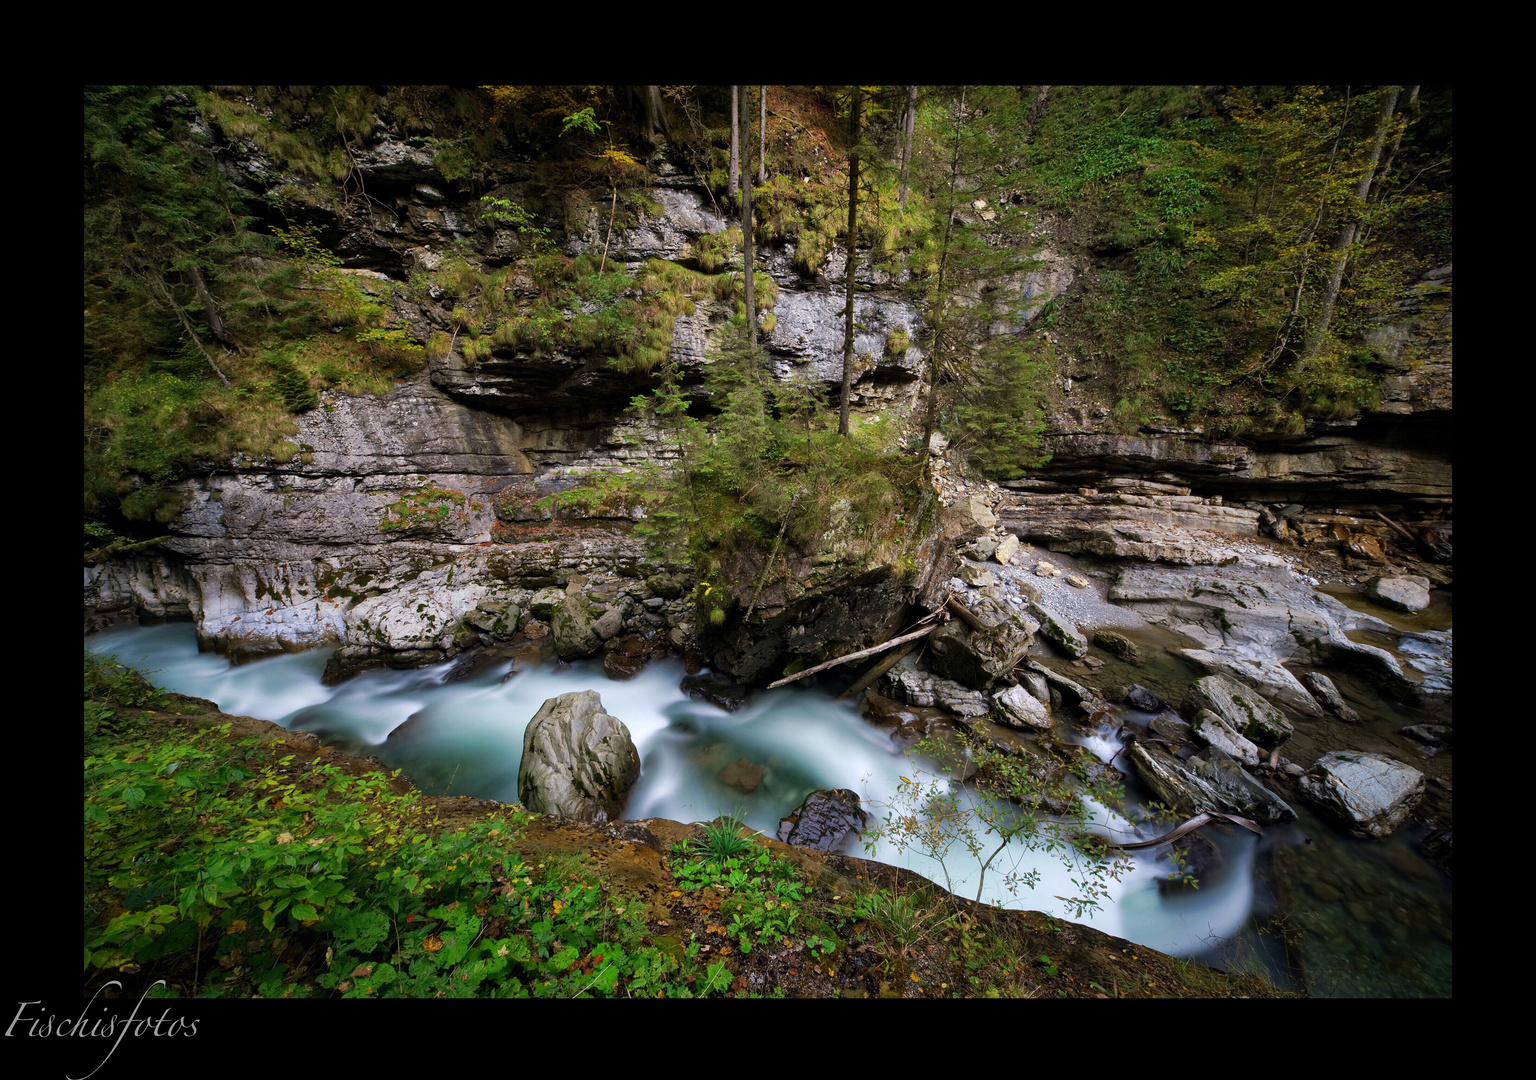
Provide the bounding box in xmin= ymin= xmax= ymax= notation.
xmin=945 ymin=595 xmax=987 ymax=632
xmin=766 ymin=619 xmax=943 ymax=689
xmin=1102 ymin=811 xmax=1261 ymax=851
xmin=1375 ymin=511 xmax=1419 ymax=548
xmin=834 ymin=639 xmax=919 ymax=701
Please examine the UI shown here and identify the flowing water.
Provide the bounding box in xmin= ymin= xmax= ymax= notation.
xmin=85 ymin=620 xmax=1450 ymax=994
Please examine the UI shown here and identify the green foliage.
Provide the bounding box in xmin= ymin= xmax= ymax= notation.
xmin=688 ymin=814 xmax=759 ymax=864
xmin=669 ymin=845 xmax=807 ymax=956
xmin=864 ymin=733 xmax=1132 ymax=919
xmin=82 ymin=666 xmax=729 ymax=999
xmin=378 ymin=487 xmax=476 ymax=533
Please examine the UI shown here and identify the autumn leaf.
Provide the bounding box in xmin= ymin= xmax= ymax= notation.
xmin=424 ymin=936 xmax=444 ymax=953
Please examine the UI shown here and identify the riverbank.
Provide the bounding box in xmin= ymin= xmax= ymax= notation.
xmin=83 ymin=653 xmax=1292 ymax=999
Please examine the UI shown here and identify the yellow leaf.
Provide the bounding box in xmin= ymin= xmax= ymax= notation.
xmin=910 ymin=974 xmax=920 ymax=983
xmin=424 ymin=936 xmax=443 ymax=953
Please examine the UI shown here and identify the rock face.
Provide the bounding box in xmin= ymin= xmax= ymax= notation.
xmin=777 ymin=789 xmax=869 ymax=853
xmin=1299 ymin=751 xmax=1424 ymax=838
xmin=517 ymin=691 xmax=641 ymax=823
xmin=1184 ymin=674 xmax=1294 ymax=752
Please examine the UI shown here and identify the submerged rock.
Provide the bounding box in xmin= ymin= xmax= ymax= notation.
xmin=679 ymin=672 xmax=752 ymax=712
xmin=1093 ymin=629 xmax=1141 ymax=663
xmin=777 ymin=789 xmax=869 ymax=852
xmin=517 ymin=690 xmax=641 ymax=823
xmin=1125 ymin=684 xmax=1167 ymax=713
xmin=717 ymin=757 xmax=763 ymax=794
xmin=1299 ymin=751 xmax=1424 ymax=838
xmin=1301 ymin=671 xmax=1360 ymax=723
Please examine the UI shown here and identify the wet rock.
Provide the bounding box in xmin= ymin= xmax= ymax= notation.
xmin=592 ymin=604 xmax=626 ymax=640
xmin=1345 ymin=532 xmax=1386 ymax=561
xmin=1022 ymin=660 xmax=1107 ymax=716
xmin=993 ymin=683 xmax=1052 ymax=730
xmin=717 ymin=757 xmax=763 ymax=794
xmin=880 ymin=654 xmax=991 ymax=717
xmin=1125 ymin=684 xmax=1167 ymax=713
xmin=1299 ymin=751 xmax=1424 ymax=839
xmin=1301 ymin=671 xmax=1360 ymax=723
xmin=679 ymin=672 xmax=751 ymax=712
xmin=1186 ymin=747 xmax=1295 ymax=823
xmin=1130 ymin=741 xmax=1294 ymax=823
xmin=1366 ymin=575 xmax=1432 ymax=613
xmin=1148 ymin=711 xmax=1192 ymax=743
xmin=1019 ymin=671 xmax=1050 ymax=704
xmin=1159 ymin=831 xmax=1222 ymax=893
xmin=1184 ymin=674 xmax=1293 ymax=752
xmin=603 ymin=651 xmax=649 ymax=680
xmin=1191 ymin=709 xmax=1261 ymax=767
xmin=1093 ymin=630 xmax=1140 ymax=663
xmin=777 ymin=789 xmax=869 ymax=852
xmin=517 ymin=690 xmax=641 ymax=823
xmin=1399 ymin=724 xmax=1451 ymax=749
xmin=1178 ymin=649 xmax=1323 ymax=719
xmin=453 ymin=623 xmax=481 ymax=650
xmin=1027 ymin=600 xmax=1088 ymax=659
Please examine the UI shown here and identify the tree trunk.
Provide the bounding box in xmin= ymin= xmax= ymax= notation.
xmin=729 ymin=85 xmax=739 ymax=201
xmin=741 ymin=87 xmax=756 ymax=352
xmin=189 ymin=264 xmax=236 ymax=348
xmin=1304 ymin=86 xmax=1400 ymax=359
xmin=921 ymin=88 xmax=966 ymax=459
xmin=759 ymin=86 xmax=767 ymax=183
xmin=642 ymin=85 xmax=667 ymax=146
xmin=898 ymin=85 xmax=917 ymax=213
xmin=839 ymin=87 xmax=861 ymax=436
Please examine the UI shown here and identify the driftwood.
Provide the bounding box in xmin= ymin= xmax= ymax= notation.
xmin=1103 ymin=811 xmax=1261 ymax=851
xmin=945 ymin=595 xmax=987 ymax=632
xmin=766 ymin=616 xmax=945 ymax=690
xmin=1375 ymin=511 xmax=1419 ymax=548
xmin=834 ymin=639 xmax=919 ymax=702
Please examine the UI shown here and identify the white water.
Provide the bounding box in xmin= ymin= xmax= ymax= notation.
xmin=86 ymin=622 xmax=1254 ymax=955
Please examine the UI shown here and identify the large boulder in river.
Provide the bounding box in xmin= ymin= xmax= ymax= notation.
xmin=1299 ymin=751 xmax=1423 ymax=839
xmin=926 ymin=594 xmax=1038 ymax=689
xmin=1184 ymin=674 xmax=1293 ymax=752
xmin=517 ymin=691 xmax=641 ymax=822
xmin=777 ymin=789 xmax=869 ymax=852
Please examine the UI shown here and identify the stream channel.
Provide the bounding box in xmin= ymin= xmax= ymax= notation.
xmin=86 ymin=618 xmax=1451 ymax=996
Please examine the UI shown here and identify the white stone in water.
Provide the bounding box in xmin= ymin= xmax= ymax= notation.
xmin=1299 ymin=751 xmax=1424 ymax=839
